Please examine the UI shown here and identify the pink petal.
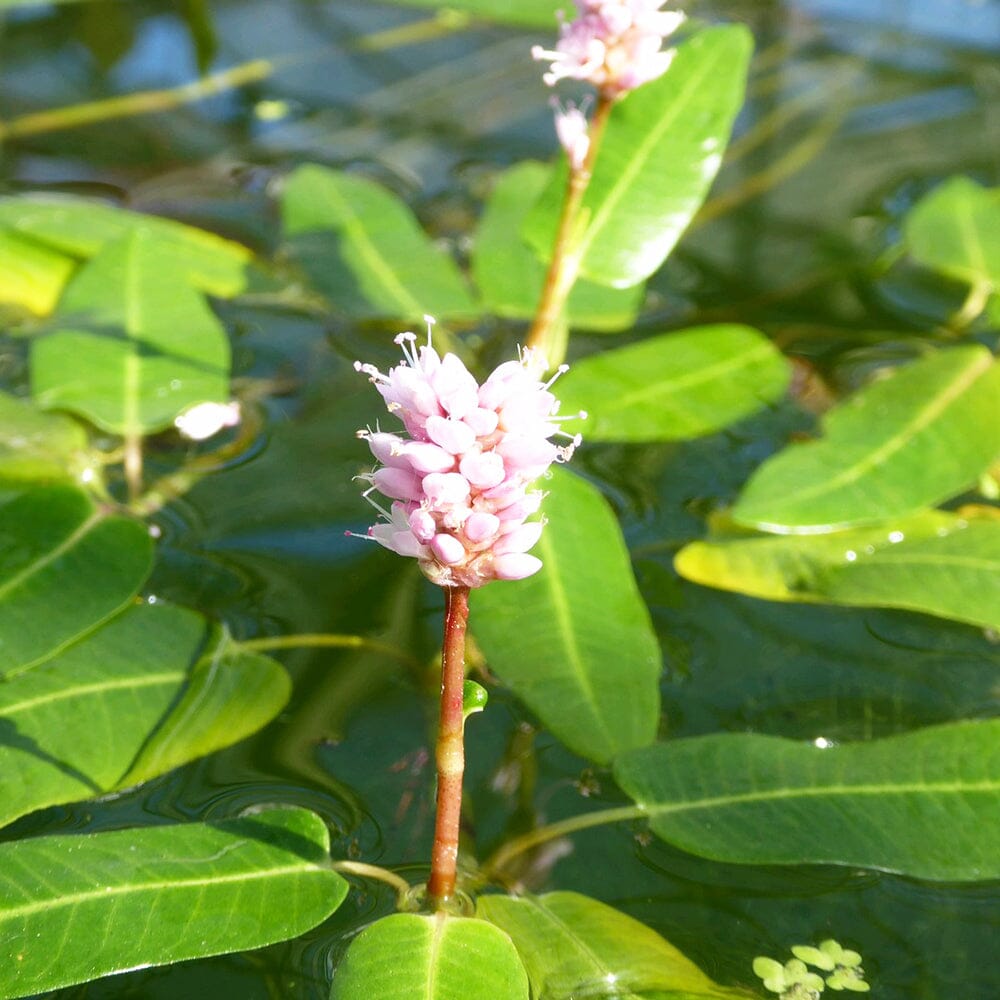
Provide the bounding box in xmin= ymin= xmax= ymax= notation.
xmin=464 ymin=512 xmax=501 ymax=543
xmin=431 ymin=533 xmax=467 ymax=565
xmin=425 ymin=415 xmax=477 ymax=455
xmin=493 ymin=553 xmax=543 ymax=581
xmin=403 ymin=441 xmax=456 ymax=475
xmin=372 ymin=466 xmax=424 ymax=502
xmin=422 ymin=472 xmax=471 ymax=508
xmin=494 ymin=521 xmax=544 ymax=555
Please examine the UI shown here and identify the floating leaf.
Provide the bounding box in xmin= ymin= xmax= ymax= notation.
xmin=32 ymin=229 xmax=231 ymax=436
xmin=329 ymin=913 xmax=529 ymax=1000
xmin=478 ymin=891 xmax=747 ymax=1000
xmin=0 ymin=485 xmax=152 ymax=676
xmin=0 ymin=808 xmax=346 ymax=999
xmin=732 ymin=346 xmax=1000 ymax=532
xmin=614 ymin=720 xmax=1000 ymax=880
xmin=0 ymin=226 xmax=74 ymax=316
xmin=472 ymin=468 xmax=661 ymax=765
xmin=0 ymin=601 xmax=290 ymax=828
xmin=282 ymin=164 xmax=478 ymax=322
xmin=904 ymin=177 xmax=1000 ymax=290
xmin=675 ymin=510 xmax=1000 ymax=630
xmin=558 ymin=325 xmax=790 ymax=442
xmin=525 ymin=26 xmax=752 ymax=288
xmin=0 ymin=392 xmax=94 ymax=483
xmin=472 ymin=161 xmax=644 ymax=332
xmin=0 ymin=194 xmax=251 ymax=298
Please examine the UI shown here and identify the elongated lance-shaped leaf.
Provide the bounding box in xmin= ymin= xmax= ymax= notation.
xmin=732 ymin=345 xmax=1000 ymax=532
xmin=614 ymin=720 xmax=1000 ymax=881
xmin=330 ymin=912 xmax=529 ymax=1000
xmin=675 ymin=509 xmax=1000 ymax=630
xmin=478 ymin=892 xmax=748 ymax=1000
xmin=904 ymin=176 xmax=1000 ymax=290
xmin=472 ymin=161 xmax=644 ymax=332
xmin=31 ymin=230 xmax=232 ymax=436
xmin=282 ymin=164 xmax=478 ymax=322
xmin=0 ymin=808 xmax=347 ymax=999
xmin=472 ymin=468 xmax=661 ymax=765
xmin=557 ymin=325 xmax=791 ymax=442
xmin=524 ymin=26 xmax=753 ymax=288
xmin=0 ymin=193 xmax=252 ymax=298
xmin=0 ymin=484 xmax=152 ymax=676
xmin=0 ymin=601 xmax=290 ymax=829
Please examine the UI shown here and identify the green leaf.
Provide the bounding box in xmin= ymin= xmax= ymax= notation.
xmin=0 ymin=601 xmax=290 ymax=828
xmin=0 ymin=392 xmax=95 ymax=484
xmin=0 ymin=485 xmax=152 ymax=676
xmin=0 ymin=807 xmax=346 ymax=999
xmin=472 ymin=161 xmax=644 ymax=331
xmin=32 ymin=230 xmax=231 ymax=436
xmin=732 ymin=346 xmax=1000 ymax=532
xmin=378 ymin=0 xmax=560 ymax=27
xmin=614 ymin=720 xmax=1000 ymax=881
xmin=477 ymin=892 xmax=748 ymax=1000
xmin=675 ymin=510 xmax=1000 ymax=630
xmin=471 ymin=468 xmax=661 ymax=765
xmin=904 ymin=177 xmax=1000 ymax=290
xmin=558 ymin=325 xmax=791 ymax=442
xmin=329 ymin=913 xmax=529 ymax=1000
xmin=282 ymin=164 xmax=478 ymax=323
xmin=524 ymin=26 xmax=753 ymax=288
xmin=0 ymin=226 xmax=74 ymax=316
xmin=0 ymin=194 xmax=252 ymax=299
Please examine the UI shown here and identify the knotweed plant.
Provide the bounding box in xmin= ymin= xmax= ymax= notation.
xmin=354 ymin=320 xmax=580 ymax=901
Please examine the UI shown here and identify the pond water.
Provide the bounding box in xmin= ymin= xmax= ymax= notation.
xmin=1 ymin=1 xmax=999 ymax=998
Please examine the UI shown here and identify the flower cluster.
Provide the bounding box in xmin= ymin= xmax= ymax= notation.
xmin=532 ymin=0 xmax=686 ymax=100
xmin=353 ymin=323 xmax=580 ymax=589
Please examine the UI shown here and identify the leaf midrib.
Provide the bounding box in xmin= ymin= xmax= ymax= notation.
xmin=0 ymin=860 xmax=325 ymax=920
xmin=1 ymin=671 xmax=183 ymax=716
xmin=642 ymin=777 xmax=1000 ymax=821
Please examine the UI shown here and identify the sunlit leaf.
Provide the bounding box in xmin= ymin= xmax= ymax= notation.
xmin=0 ymin=194 xmax=251 ymax=298
xmin=558 ymin=325 xmax=790 ymax=442
xmin=524 ymin=26 xmax=752 ymax=288
xmin=478 ymin=892 xmax=748 ymax=1000
xmin=471 ymin=468 xmax=661 ymax=765
xmin=32 ymin=229 xmax=231 ymax=436
xmin=675 ymin=510 xmax=1000 ymax=630
xmin=615 ymin=720 xmax=1000 ymax=881
xmin=378 ymin=0 xmax=560 ymax=27
xmin=472 ymin=161 xmax=644 ymax=331
xmin=0 ymin=485 xmax=152 ymax=676
xmin=0 ymin=601 xmax=290 ymax=829
xmin=282 ymin=164 xmax=478 ymax=322
xmin=0 ymin=227 xmax=74 ymax=316
xmin=904 ymin=177 xmax=1000 ymax=290
xmin=0 ymin=392 xmax=94 ymax=483
xmin=0 ymin=808 xmax=346 ymax=999
xmin=329 ymin=913 xmax=529 ymax=1000
xmin=732 ymin=346 xmax=1000 ymax=532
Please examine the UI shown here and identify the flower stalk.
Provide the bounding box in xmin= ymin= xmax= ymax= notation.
xmin=427 ymin=584 xmax=471 ymax=904
xmin=525 ymin=94 xmax=614 ymax=365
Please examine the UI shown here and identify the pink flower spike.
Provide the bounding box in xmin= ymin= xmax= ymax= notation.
xmin=353 ymin=324 xmax=581 ymax=588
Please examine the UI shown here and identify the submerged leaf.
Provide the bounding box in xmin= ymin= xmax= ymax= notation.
xmin=0 ymin=808 xmax=346 ymax=999
xmin=0 ymin=392 xmax=94 ymax=484
xmin=615 ymin=720 xmax=1000 ymax=880
xmin=471 ymin=468 xmax=661 ymax=765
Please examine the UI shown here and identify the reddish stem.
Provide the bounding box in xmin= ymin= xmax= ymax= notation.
xmin=427 ymin=584 xmax=471 ymax=905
